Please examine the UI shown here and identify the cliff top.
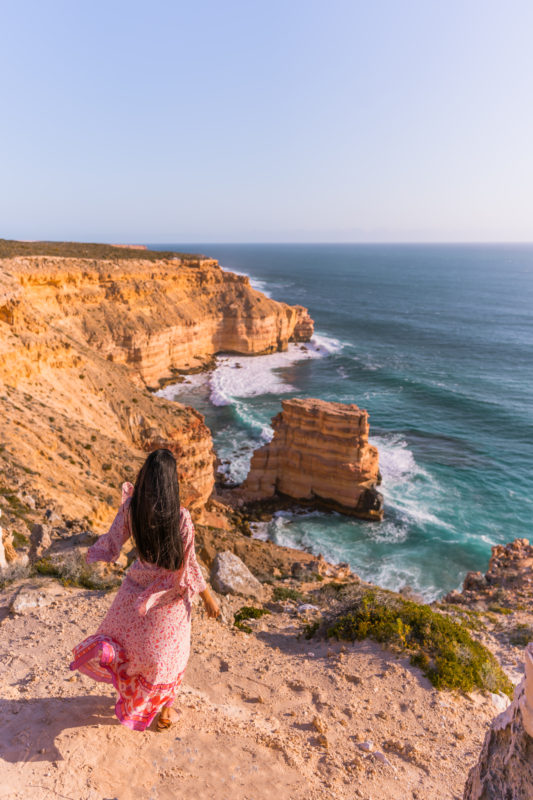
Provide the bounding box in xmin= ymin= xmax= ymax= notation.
xmin=0 ymin=238 xmax=203 ymax=262
xmin=281 ymin=396 xmax=367 ymax=417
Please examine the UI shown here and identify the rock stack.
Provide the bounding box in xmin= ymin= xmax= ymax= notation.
xmin=242 ymin=398 xmax=383 ymax=519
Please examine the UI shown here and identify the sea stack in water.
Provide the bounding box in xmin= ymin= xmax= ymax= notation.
xmin=242 ymin=398 xmax=383 ymax=519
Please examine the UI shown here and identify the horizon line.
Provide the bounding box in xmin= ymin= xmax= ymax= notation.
xmin=146 ymin=240 xmax=533 ymax=246
xmin=4 ymin=236 xmax=533 ymax=247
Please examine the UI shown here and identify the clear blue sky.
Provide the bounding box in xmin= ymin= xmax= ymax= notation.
xmin=1 ymin=0 xmax=532 ymax=243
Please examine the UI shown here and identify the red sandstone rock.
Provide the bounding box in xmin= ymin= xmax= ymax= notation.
xmin=242 ymin=398 xmax=383 ymax=519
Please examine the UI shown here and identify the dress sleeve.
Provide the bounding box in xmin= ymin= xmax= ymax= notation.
xmin=180 ymin=509 xmax=207 ymax=596
xmin=86 ymin=499 xmax=131 ymax=564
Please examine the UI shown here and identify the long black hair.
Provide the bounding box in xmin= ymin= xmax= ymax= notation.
xmin=129 ymin=448 xmax=184 ymax=571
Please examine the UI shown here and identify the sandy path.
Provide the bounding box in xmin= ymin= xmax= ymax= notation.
xmin=0 ymin=579 xmax=503 ymax=800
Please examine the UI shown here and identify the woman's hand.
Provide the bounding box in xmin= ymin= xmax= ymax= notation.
xmin=200 ymin=588 xmax=221 ymax=619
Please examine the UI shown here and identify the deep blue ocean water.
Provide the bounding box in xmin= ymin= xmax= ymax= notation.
xmin=152 ymin=244 xmax=533 ymax=600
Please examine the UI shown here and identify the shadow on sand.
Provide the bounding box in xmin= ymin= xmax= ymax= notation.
xmin=0 ymin=694 xmax=118 ymax=763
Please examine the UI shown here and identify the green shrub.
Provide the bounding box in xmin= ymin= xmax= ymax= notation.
xmin=488 ymin=605 xmax=513 ymax=615
xmin=273 ymin=585 xmax=305 ymax=602
xmin=12 ymin=530 xmax=28 ymax=547
xmin=33 ymin=555 xmax=118 ymax=591
xmin=303 ymin=620 xmax=320 ymax=639
xmin=0 ymin=489 xmax=31 ymax=521
xmin=509 ymin=624 xmax=533 ymax=647
xmin=234 ymin=605 xmax=271 ymax=633
xmin=326 ymin=590 xmax=512 ymax=697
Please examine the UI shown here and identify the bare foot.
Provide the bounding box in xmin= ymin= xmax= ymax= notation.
xmin=156 ymin=706 xmax=179 ymax=730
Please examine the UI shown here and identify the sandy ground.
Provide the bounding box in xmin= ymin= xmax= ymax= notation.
xmin=0 ymin=578 xmax=512 ymax=800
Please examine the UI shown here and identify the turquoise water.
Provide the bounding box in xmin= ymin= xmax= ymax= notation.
xmin=153 ymin=244 xmax=533 ymax=600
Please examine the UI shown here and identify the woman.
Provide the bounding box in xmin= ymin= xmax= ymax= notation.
xmin=70 ymin=448 xmax=220 ymax=731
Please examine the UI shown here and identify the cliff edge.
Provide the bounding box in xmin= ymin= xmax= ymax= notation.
xmin=0 ymin=242 xmax=313 ymax=526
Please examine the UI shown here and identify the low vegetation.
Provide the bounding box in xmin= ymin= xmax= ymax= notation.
xmin=488 ymin=604 xmax=513 ymax=615
xmin=508 ymin=624 xmax=533 ymax=647
xmin=0 ymin=560 xmax=31 ymax=590
xmin=0 ymin=238 xmax=202 ymax=261
xmin=33 ymin=554 xmax=119 ymax=591
xmin=0 ymin=488 xmax=32 ymax=523
xmin=234 ymin=605 xmax=271 ymax=633
xmin=272 ymin=585 xmax=306 ymax=603
xmin=318 ymin=588 xmax=513 ymax=697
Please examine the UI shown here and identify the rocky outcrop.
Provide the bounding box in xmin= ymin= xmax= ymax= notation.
xmin=241 ymin=398 xmax=383 ymax=519
xmin=463 ymin=643 xmax=533 ymax=800
xmin=444 ymin=539 xmax=533 ymax=611
xmin=291 ymin=309 xmax=314 ymax=341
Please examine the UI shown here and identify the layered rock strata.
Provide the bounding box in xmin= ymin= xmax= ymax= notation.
xmin=1 ymin=254 xmax=313 ymax=386
xmin=0 ymin=244 xmax=313 ymax=526
xmin=242 ymin=398 xmax=383 ymax=519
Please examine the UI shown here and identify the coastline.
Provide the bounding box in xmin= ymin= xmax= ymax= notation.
xmin=0 ymin=241 xmax=528 ymax=600
xmin=1 ymin=241 xmax=532 ymax=799
xmin=154 ymin=247 xmax=532 ymax=601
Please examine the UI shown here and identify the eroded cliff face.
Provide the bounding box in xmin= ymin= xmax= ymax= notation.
xmin=2 ymin=255 xmax=313 ymax=386
xmin=241 ymin=397 xmax=383 ymax=519
xmin=0 ymin=250 xmax=313 ymax=527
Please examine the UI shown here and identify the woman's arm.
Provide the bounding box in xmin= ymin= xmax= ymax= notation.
xmin=181 ymin=510 xmax=220 ymax=617
xmin=200 ymin=586 xmax=220 ymax=618
xmin=86 ymin=500 xmax=131 ymax=564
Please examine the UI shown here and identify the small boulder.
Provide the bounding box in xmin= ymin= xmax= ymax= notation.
xmin=463 ymin=571 xmax=487 ymax=591
xmin=10 ymin=581 xmax=68 ymax=614
xmin=17 ymin=492 xmax=36 ymax=510
xmin=210 ymin=551 xmax=264 ymax=600
xmin=312 ymin=715 xmax=328 ymax=733
xmin=297 ymin=603 xmax=319 ymax=614
xmin=29 ymin=523 xmax=52 ymax=561
xmin=45 ymin=509 xmax=63 ymax=526
xmin=443 ymin=589 xmax=467 ymax=605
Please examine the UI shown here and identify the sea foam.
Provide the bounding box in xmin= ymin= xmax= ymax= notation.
xmin=208 ymin=334 xmax=343 ymax=407
xmin=373 ymin=433 xmax=454 ymax=531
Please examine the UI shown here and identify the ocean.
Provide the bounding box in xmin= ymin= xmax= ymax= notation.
xmin=152 ymin=244 xmax=533 ymax=600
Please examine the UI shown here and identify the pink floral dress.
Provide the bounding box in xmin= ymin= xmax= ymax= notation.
xmin=70 ymin=482 xmax=207 ymax=731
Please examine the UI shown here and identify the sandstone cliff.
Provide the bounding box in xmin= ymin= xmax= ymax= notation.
xmin=241 ymin=398 xmax=383 ymax=519
xmin=1 ymin=254 xmax=313 ymax=386
xmin=0 ymin=243 xmax=313 ymax=527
